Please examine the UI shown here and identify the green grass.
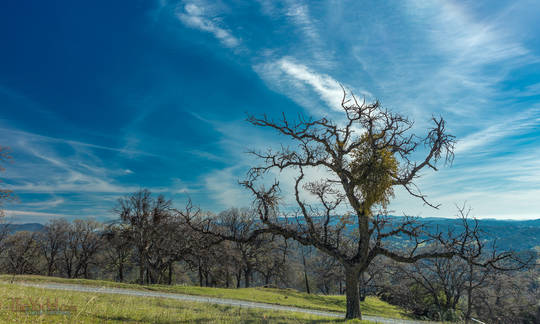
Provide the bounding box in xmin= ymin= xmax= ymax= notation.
xmin=0 ymin=282 xmax=375 ymax=323
xmin=0 ymin=275 xmax=411 ymax=320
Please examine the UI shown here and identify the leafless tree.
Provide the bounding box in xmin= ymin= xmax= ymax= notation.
xmin=146 ymin=215 xmax=193 ymax=284
xmin=38 ymin=218 xmax=69 ymax=276
xmin=71 ymin=219 xmax=102 ymax=278
xmin=256 ymin=237 xmax=290 ymax=287
xmin=311 ymin=251 xmax=344 ymax=295
xmin=237 ymin=91 xmax=463 ymax=318
xmin=102 ymin=223 xmax=132 ymax=282
xmin=387 ymin=205 xmax=534 ymax=321
xmin=452 ymin=205 xmax=535 ymax=323
xmin=205 ymin=208 xmax=285 ymax=288
xmin=473 ymin=268 xmax=539 ymax=324
xmin=185 ymin=232 xmax=226 ymax=287
xmin=180 ymin=91 xmax=467 ymax=318
xmin=56 ymin=219 xmax=102 ymax=278
xmin=114 ymin=189 xmax=173 ymax=284
xmin=2 ymin=231 xmax=41 ymax=275
xmin=394 ymin=255 xmax=466 ymax=320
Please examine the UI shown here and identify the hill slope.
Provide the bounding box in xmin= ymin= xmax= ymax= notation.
xmin=0 ymin=275 xmax=411 ymax=320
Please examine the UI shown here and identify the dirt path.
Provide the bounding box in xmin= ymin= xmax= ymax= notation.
xmin=13 ymin=282 xmax=438 ymax=324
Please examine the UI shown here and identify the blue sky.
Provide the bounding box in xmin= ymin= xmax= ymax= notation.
xmin=1 ymin=0 xmax=540 ymax=223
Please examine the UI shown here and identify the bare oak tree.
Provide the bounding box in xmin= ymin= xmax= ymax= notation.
xmin=236 ymin=92 xmax=460 ymax=319
xmin=450 ymin=204 xmax=535 ymax=323
xmin=114 ymin=189 xmax=173 ymax=284
xmin=180 ymin=92 xmax=504 ymax=319
xmin=102 ymin=223 xmax=132 ymax=282
xmin=2 ymin=231 xmax=41 ymax=275
xmin=39 ymin=219 xmax=69 ymax=276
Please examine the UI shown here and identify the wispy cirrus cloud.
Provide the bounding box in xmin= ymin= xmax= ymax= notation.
xmin=4 ymin=210 xmax=76 ymax=222
xmin=255 ymin=57 xmax=349 ymax=114
xmin=416 ymin=0 xmax=529 ymax=67
xmin=0 ymin=126 xmax=143 ymax=196
xmin=0 ymin=127 xmax=157 ymax=158
xmin=285 ymin=2 xmax=319 ymax=45
xmin=455 ymin=106 xmax=540 ymax=154
xmin=22 ymin=197 xmax=65 ymax=209
xmin=395 ymin=0 xmax=534 ymax=116
xmin=176 ymin=1 xmax=240 ymax=48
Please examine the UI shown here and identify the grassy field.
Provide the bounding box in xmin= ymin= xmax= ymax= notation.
xmin=0 ymin=275 xmax=410 ymax=320
xmin=0 ymin=282 xmax=376 ymax=323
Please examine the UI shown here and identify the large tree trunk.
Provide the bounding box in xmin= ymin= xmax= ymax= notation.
xmin=168 ymin=261 xmax=173 ymax=285
xmin=138 ymin=256 xmax=144 ymax=284
xmin=244 ymin=268 xmax=251 ymax=288
xmin=198 ymin=264 xmax=203 ymax=287
xmin=236 ymin=269 xmax=242 ymax=288
xmin=118 ymin=260 xmax=124 ymax=282
xmin=47 ymin=256 xmax=55 ymax=276
xmin=345 ymin=266 xmax=362 ymax=319
xmin=301 ymin=248 xmax=310 ymax=294
xmin=464 ymin=263 xmax=473 ymax=323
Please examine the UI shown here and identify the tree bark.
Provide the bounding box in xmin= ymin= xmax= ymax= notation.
xmin=244 ymin=268 xmax=251 ymax=288
xmin=465 ymin=263 xmax=473 ymax=324
xmin=302 ymin=248 xmax=310 ymax=294
xmin=345 ymin=266 xmax=362 ymax=319
xmin=359 ymin=271 xmax=366 ymax=302
xmin=198 ymin=264 xmax=203 ymax=287
xmin=236 ymin=269 xmax=242 ymax=288
xmin=168 ymin=262 xmax=173 ymax=285
xmin=138 ymin=258 xmax=144 ymax=284
xmin=118 ymin=260 xmax=124 ymax=282
xmin=47 ymin=260 xmax=55 ymax=276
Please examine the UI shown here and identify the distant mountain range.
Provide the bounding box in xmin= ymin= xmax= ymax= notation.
xmin=3 ymin=223 xmax=45 ymax=233
xmin=3 ymin=218 xmax=539 ymax=252
xmin=417 ymin=217 xmax=540 ymax=252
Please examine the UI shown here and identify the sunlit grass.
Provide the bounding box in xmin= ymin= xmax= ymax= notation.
xmin=0 ymin=275 xmax=411 ymax=319
xmin=0 ymin=282 xmax=376 ymax=323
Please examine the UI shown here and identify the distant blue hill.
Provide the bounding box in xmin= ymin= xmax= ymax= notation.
xmin=417 ymin=217 xmax=540 ymax=252
xmin=2 ymin=223 xmax=45 ymax=234
xmin=3 ymin=218 xmax=539 ymax=252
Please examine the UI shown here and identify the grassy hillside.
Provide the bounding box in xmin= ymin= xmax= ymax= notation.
xmin=0 ymin=282 xmax=377 ymax=323
xmin=0 ymin=275 xmax=411 ymax=320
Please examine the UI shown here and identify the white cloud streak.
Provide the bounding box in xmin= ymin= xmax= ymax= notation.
xmin=0 ymin=127 xmax=157 ymax=157
xmin=285 ymin=2 xmax=320 ymax=45
xmin=255 ymin=57 xmax=354 ymax=115
xmin=420 ymin=0 xmax=529 ymax=66
xmin=456 ymin=107 xmax=540 ymax=154
xmin=4 ymin=210 xmax=78 ymax=223
xmin=278 ymin=58 xmax=344 ymax=111
xmin=177 ymin=2 xmax=240 ymax=48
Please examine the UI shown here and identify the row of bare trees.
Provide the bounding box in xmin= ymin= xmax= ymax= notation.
xmin=0 ymin=196 xmax=537 ymax=323
xmin=0 ymin=194 xmax=294 ymax=289
xmin=2 ymin=219 xmax=102 ymax=278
